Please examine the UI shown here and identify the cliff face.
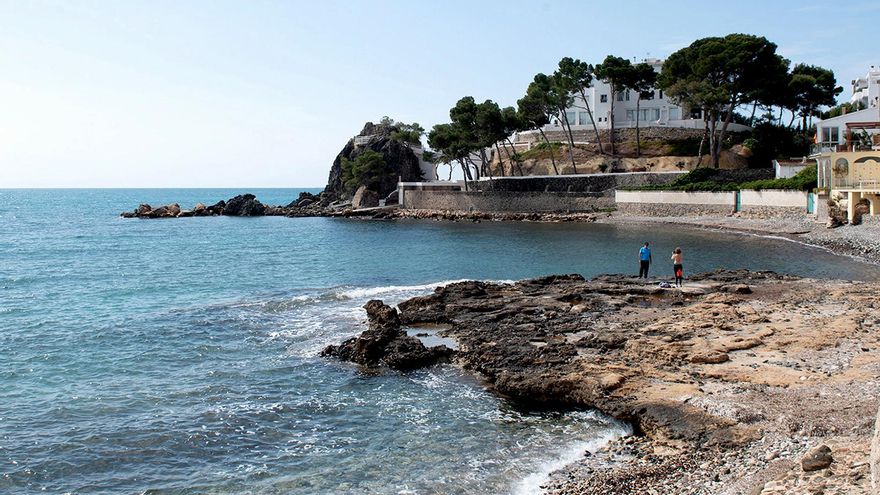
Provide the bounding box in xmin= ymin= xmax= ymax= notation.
xmin=324 ymin=122 xmax=423 ymax=201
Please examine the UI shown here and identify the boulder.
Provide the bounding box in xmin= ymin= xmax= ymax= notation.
xmin=222 ymin=194 xmax=265 ymax=216
xmin=351 ymin=186 xmax=379 ymax=209
xmin=192 ymin=203 xmax=207 ymax=216
xmin=321 ymin=299 xmax=453 ymax=370
xmin=689 ymin=350 xmax=730 ymax=364
xmin=324 ymin=121 xmax=424 ymax=202
xmin=801 ymin=444 xmax=833 ymax=472
xmin=872 ymin=406 xmax=879 ymax=492
xmin=136 ymin=204 xmax=152 ymax=215
xmin=166 ymin=203 xmax=181 ymax=217
xmin=207 ymin=200 xmax=226 ymax=215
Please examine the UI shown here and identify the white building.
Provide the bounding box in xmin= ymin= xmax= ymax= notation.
xmin=545 ymin=58 xmax=751 ymax=133
xmin=813 ymin=66 xmax=880 ymax=153
xmin=851 ymin=66 xmax=880 ymax=109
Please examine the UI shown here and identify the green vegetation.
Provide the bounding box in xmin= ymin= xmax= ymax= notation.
xmin=340 ymin=150 xmax=392 ymax=193
xmin=426 ymin=33 xmax=843 ymax=178
xmin=390 ymin=122 xmax=425 ymax=146
xmin=518 ymin=141 xmax=564 ymax=160
xmin=631 ymin=166 xmax=816 ymax=192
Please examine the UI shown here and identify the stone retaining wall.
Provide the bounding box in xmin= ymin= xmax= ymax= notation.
xmin=473 ymin=172 xmax=685 ymax=193
xmin=403 ymin=190 xmax=614 ymax=213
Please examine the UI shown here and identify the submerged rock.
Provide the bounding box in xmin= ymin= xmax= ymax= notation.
xmin=321 ymin=300 xmax=453 ymax=370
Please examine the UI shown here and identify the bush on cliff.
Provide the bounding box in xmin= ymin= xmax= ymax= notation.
xmin=341 ymin=150 xmax=393 ymax=194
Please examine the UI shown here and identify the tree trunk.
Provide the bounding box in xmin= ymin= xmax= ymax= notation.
xmin=560 ymin=109 xmax=578 ymax=174
xmin=635 ymin=97 xmax=641 ymax=157
xmin=788 ymin=111 xmax=797 ymax=129
xmin=493 ymin=143 xmax=507 ymax=177
xmin=538 ymin=128 xmax=560 ymax=175
xmin=609 ymin=84 xmax=617 ymax=155
xmin=714 ymin=103 xmax=736 ymax=169
xmin=696 ymin=113 xmax=709 ymax=167
xmin=709 ymin=109 xmax=719 ymax=168
xmin=505 ymin=138 xmax=526 ymax=176
xmin=749 ymin=101 xmax=758 ymax=126
xmin=459 ymin=160 xmax=470 ymax=191
xmin=578 ymin=89 xmax=604 ymax=154
xmin=479 ymin=149 xmax=493 ymax=179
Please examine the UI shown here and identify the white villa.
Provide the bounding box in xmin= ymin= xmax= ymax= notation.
xmin=813 ymin=66 xmax=880 ymax=153
xmin=543 ymin=58 xmax=751 ymax=134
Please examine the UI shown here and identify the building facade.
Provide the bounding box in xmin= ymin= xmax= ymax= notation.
xmin=851 ymin=66 xmax=880 ymax=110
xmin=542 ymin=58 xmax=750 ymax=134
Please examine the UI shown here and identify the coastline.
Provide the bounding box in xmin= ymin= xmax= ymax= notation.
xmin=385 ymin=208 xmax=880 ymax=267
xmin=337 ymin=271 xmax=880 ymax=494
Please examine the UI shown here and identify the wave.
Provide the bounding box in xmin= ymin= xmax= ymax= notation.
xmin=510 ymin=419 xmax=632 ymax=495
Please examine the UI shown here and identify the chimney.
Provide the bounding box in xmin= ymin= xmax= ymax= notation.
xmin=842 ymin=106 xmax=848 ymax=115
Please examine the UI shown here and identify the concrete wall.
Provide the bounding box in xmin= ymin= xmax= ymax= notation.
xmin=616 ymin=189 xmax=813 ymax=217
xmin=403 ymin=190 xmax=614 ymax=213
xmin=615 ymin=190 xmax=736 ymax=216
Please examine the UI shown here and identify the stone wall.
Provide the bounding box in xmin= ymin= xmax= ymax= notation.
xmin=616 ymin=203 xmax=736 ymax=217
xmin=473 ymin=172 xmax=685 ymax=193
xmin=737 ymin=190 xmax=810 ymax=218
xmin=403 ymin=190 xmax=614 ymax=213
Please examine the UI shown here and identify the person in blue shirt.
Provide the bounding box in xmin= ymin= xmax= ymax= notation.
xmin=638 ymin=242 xmax=652 ymax=278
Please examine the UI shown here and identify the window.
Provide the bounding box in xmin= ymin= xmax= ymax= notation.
xmin=626 ymin=91 xmax=630 ymax=101
xmin=668 ymin=108 xmax=680 ymax=120
xmin=600 ymin=94 xmax=608 ymax=103
xmin=659 ymin=90 xmax=664 ymax=99
xmin=565 ymin=111 xmax=575 ymax=124
xmin=644 ymin=91 xmax=655 ymax=100
xmin=617 ymin=92 xmax=624 ymax=102
xmin=578 ymin=111 xmax=589 ymax=125
xmin=640 ymin=108 xmax=660 ymax=121
xmin=822 ymin=126 xmax=839 ymax=143
xmin=626 ymin=110 xmax=635 ymax=121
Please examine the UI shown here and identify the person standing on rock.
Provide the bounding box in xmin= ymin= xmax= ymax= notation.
xmin=638 ymin=242 xmax=652 ymax=278
xmin=671 ymin=247 xmax=684 ymax=287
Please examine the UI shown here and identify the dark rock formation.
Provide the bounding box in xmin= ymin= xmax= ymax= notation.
xmin=351 ymin=186 xmax=379 ymax=209
xmin=324 ymin=121 xmax=424 ymax=202
xmin=222 ymin=194 xmax=266 ymax=216
xmin=321 ymin=300 xmax=453 ymax=370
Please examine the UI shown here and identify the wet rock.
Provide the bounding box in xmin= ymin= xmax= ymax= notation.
xmin=222 ymin=194 xmax=265 ymax=216
xmin=802 ymin=445 xmax=833 ymax=472
xmin=321 ymin=300 xmax=452 ymax=370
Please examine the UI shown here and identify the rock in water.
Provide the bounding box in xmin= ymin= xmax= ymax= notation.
xmin=321 ymin=300 xmax=452 ymax=370
xmin=872 ymin=406 xmax=879 ymax=492
xmin=801 ymin=444 xmax=833 ymax=472
xmin=222 ymin=194 xmax=265 ymax=216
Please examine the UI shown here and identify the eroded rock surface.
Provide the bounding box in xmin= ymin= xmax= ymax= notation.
xmin=348 ymin=269 xmax=880 ymax=494
xmin=321 ymin=300 xmax=452 ymax=370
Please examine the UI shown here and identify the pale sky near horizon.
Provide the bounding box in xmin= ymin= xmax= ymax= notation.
xmin=2 ymin=0 xmax=878 ymax=188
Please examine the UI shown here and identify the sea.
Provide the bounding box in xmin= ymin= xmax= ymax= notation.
xmin=3 ymin=188 xmax=880 ymax=495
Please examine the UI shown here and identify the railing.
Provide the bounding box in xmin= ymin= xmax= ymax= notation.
xmin=833 ymin=178 xmax=880 ymax=190
xmin=353 ymin=135 xmax=374 ymax=146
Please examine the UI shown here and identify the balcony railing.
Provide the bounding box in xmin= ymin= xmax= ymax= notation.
xmin=833 ymin=178 xmax=880 ymax=190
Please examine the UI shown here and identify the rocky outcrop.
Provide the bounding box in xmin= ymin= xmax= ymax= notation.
xmin=321 ymin=300 xmax=453 ymax=370
xmin=351 ymin=186 xmax=379 ymax=209
xmin=222 ymin=194 xmax=265 ymax=216
xmin=324 ymin=121 xmax=423 ymax=202
xmin=327 ymin=270 xmax=880 ymax=493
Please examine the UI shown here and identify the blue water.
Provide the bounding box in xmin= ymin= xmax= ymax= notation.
xmin=2 ymin=189 xmax=879 ymax=495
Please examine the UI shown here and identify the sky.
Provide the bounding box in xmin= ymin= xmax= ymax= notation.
xmin=1 ymin=0 xmax=879 ymax=188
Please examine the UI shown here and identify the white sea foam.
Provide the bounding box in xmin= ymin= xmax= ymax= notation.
xmin=510 ymin=421 xmax=632 ymax=495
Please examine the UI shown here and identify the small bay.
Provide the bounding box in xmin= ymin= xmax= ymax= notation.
xmin=2 ymin=188 xmax=878 ymax=495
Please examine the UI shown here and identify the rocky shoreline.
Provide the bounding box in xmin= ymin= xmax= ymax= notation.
xmin=325 ymin=271 xmax=880 ymax=494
